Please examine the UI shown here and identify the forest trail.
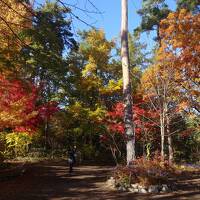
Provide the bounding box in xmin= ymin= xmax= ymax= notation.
xmin=0 ymin=161 xmax=200 ymax=200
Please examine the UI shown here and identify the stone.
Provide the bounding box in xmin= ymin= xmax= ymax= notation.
xmin=118 ymin=186 xmax=127 ymax=191
xmin=148 ymin=185 xmax=159 ymax=193
xmin=139 ymin=188 xmax=148 ymax=193
xmin=161 ymin=184 xmax=169 ymax=192
xmin=128 ymin=188 xmax=139 ymax=193
xmin=133 ymin=188 xmax=139 ymax=193
xmin=128 ymin=188 xmax=134 ymax=192
xmin=131 ymin=183 xmax=139 ymax=189
xmin=138 ymin=185 xmax=144 ymax=189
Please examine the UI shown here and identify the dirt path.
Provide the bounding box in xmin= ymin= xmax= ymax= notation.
xmin=0 ymin=161 xmax=200 ymax=200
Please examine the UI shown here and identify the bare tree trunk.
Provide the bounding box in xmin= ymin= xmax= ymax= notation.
xmin=166 ymin=115 xmax=173 ymax=164
xmin=168 ymin=134 xmax=173 ymax=164
xmin=160 ymin=113 xmax=165 ymax=161
xmin=121 ymin=0 xmax=135 ymax=165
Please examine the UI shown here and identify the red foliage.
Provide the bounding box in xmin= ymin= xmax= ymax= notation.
xmin=38 ymin=101 xmax=59 ymax=120
xmin=106 ymin=96 xmax=159 ymax=140
xmin=0 ymin=75 xmax=59 ymax=132
xmin=114 ymin=154 xmax=173 ymax=187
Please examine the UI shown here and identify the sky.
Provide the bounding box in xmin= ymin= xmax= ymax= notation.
xmin=36 ymin=0 xmax=177 ymax=49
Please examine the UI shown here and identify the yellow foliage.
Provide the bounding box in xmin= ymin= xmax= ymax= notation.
xmin=0 ymin=0 xmax=31 ymax=74
xmin=79 ymin=29 xmax=121 ymax=96
xmin=80 ymin=29 xmax=114 ymax=71
xmin=82 ymin=63 xmax=97 ymax=77
xmin=100 ymin=79 xmax=123 ymax=95
xmin=68 ymin=101 xmax=106 ymax=122
xmin=88 ymin=106 xmax=106 ymax=121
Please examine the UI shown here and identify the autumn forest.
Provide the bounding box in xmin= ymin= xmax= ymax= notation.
xmin=0 ymin=0 xmax=199 ymax=199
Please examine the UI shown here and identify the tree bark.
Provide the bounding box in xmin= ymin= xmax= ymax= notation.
xmin=160 ymin=113 xmax=165 ymax=161
xmin=168 ymin=134 xmax=173 ymax=164
xmin=121 ymin=0 xmax=135 ymax=165
xmin=166 ymin=115 xmax=173 ymax=164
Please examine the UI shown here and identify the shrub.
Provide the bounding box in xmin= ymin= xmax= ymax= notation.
xmin=113 ymin=154 xmax=175 ymax=187
xmin=132 ymin=156 xmax=173 ymax=186
xmin=5 ymin=132 xmax=32 ymax=157
xmin=114 ymin=165 xmax=133 ymax=188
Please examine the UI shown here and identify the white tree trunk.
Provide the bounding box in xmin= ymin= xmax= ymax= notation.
xmin=121 ymin=0 xmax=135 ymax=164
xmin=160 ymin=113 xmax=165 ymax=161
xmin=166 ymin=115 xmax=173 ymax=164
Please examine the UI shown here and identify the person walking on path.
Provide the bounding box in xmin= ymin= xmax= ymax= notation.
xmin=67 ymin=146 xmax=76 ymax=173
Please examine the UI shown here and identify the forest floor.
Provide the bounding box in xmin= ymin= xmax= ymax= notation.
xmin=0 ymin=161 xmax=200 ymax=200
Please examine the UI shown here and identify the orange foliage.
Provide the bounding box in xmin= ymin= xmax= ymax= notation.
xmin=157 ymin=9 xmax=200 ymax=112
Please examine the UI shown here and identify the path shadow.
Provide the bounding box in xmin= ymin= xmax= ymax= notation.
xmin=0 ymin=161 xmax=200 ymax=200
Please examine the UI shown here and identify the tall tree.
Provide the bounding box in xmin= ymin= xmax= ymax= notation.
xmin=158 ymin=9 xmax=200 ymax=115
xmin=137 ymin=0 xmax=170 ymax=44
xmin=21 ymin=2 xmax=76 ymax=148
xmin=65 ymin=29 xmax=122 ymax=155
xmin=141 ymin=9 xmax=200 ymax=162
xmin=22 ymin=2 xmax=76 ymax=102
xmin=121 ymin=0 xmax=135 ymax=164
xmin=141 ymin=63 xmax=181 ymax=162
